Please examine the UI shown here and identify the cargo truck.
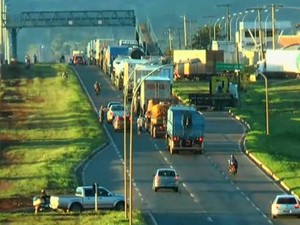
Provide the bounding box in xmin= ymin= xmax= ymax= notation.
xmin=187 ymin=76 xmax=238 ymax=111
xmin=121 ymin=58 xmax=149 ymax=94
xmin=144 ymin=99 xmax=171 ymax=138
xmin=103 ymin=46 xmax=129 ymax=77
xmin=166 ymin=105 xmax=204 ymax=154
xmin=133 ymin=75 xmax=171 ymax=115
xmin=127 ymin=63 xmax=173 ymax=102
xmin=173 ymin=50 xmax=224 ymax=80
xmin=256 ymin=49 xmax=300 ymax=78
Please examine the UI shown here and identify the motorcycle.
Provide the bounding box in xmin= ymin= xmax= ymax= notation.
xmin=228 ymin=164 xmax=237 ymax=176
xmin=94 ymin=84 xmax=101 ymax=96
xmin=33 ymin=196 xmax=51 ymax=213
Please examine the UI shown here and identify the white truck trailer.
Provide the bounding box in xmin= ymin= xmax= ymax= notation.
xmin=257 ymin=49 xmax=300 ymax=78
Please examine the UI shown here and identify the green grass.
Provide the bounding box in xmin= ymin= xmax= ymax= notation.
xmin=0 ymin=210 xmax=145 ymax=225
xmin=173 ymin=78 xmax=300 ymax=197
xmin=172 ymin=80 xmax=209 ymax=104
xmin=0 ymin=64 xmax=104 ymax=197
xmin=0 ymin=64 xmax=146 ymax=224
xmin=232 ymin=79 xmax=300 ymax=196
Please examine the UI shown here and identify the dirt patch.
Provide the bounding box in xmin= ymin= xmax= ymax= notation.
xmin=0 ymin=197 xmax=33 ymax=212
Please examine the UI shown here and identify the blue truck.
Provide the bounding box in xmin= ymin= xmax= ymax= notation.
xmin=166 ymin=105 xmax=204 ymax=154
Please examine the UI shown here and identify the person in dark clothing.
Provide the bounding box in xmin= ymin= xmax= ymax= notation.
xmin=228 ymin=155 xmax=238 ymax=174
xmin=40 ymin=189 xmax=49 ymax=203
xmin=99 ymin=106 xmax=105 ymax=123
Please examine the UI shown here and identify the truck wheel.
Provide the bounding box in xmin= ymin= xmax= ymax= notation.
xmin=115 ymin=201 xmax=125 ymax=211
xmin=70 ymin=203 xmax=83 ymax=212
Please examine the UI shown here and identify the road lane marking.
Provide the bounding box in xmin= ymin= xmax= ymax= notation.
xmin=207 ymin=216 xmax=213 ymax=222
xmin=73 ymin=68 xmax=148 ymax=212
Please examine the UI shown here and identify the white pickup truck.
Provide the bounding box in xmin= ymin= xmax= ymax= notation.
xmin=49 ymin=186 xmax=126 ymax=212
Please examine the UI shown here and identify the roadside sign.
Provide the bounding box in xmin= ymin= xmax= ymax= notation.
xmin=216 ymin=63 xmax=244 ymax=71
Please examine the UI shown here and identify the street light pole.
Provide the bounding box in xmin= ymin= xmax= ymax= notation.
xmin=129 ymin=64 xmax=171 ymax=225
xmin=213 ymin=18 xmax=220 ymax=40
xmin=217 ymin=4 xmax=231 ymax=41
xmin=123 ymin=60 xmax=151 ymax=220
xmin=259 ymin=72 xmax=269 ymax=135
xmin=248 ymin=7 xmax=265 ymax=60
xmin=203 ymin=16 xmax=216 ymax=48
xmin=123 ymin=84 xmax=128 ymax=219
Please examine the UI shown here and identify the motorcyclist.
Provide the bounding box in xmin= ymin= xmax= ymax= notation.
xmin=94 ymin=81 xmax=101 ymax=95
xmin=228 ymin=155 xmax=238 ymax=174
xmin=137 ymin=115 xmax=144 ymax=135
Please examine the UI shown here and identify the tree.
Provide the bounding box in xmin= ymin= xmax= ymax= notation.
xmin=191 ymin=25 xmax=221 ymax=50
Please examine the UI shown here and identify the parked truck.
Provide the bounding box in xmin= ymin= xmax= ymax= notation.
xmin=144 ymin=99 xmax=171 ymax=138
xmin=256 ymin=49 xmax=300 ymax=78
xmin=166 ymin=105 xmax=204 ymax=154
xmin=49 ymin=186 xmax=126 ymax=212
xmin=187 ymin=75 xmax=238 ymax=110
xmin=173 ymin=50 xmax=224 ymax=80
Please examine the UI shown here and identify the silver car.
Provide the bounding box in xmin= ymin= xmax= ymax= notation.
xmin=106 ymin=104 xmax=127 ymax=123
xmin=152 ymin=168 xmax=179 ymax=192
xmin=271 ymin=194 xmax=300 ymax=218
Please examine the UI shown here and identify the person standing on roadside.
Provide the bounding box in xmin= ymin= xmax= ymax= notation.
xmin=99 ymin=106 xmax=105 ymax=124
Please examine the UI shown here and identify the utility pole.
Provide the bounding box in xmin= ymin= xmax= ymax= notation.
xmin=217 ymin=4 xmax=231 ymax=41
xmin=183 ymin=15 xmax=188 ymax=49
xmin=166 ymin=27 xmax=174 ymax=51
xmin=266 ymin=4 xmax=283 ymax=50
xmin=0 ymin=0 xmax=3 ymax=67
xmin=177 ymin=28 xmax=182 ymax=49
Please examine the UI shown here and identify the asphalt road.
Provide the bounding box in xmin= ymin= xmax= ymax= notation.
xmin=74 ymin=65 xmax=299 ymax=225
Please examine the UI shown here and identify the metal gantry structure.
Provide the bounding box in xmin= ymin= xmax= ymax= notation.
xmin=4 ymin=10 xmax=136 ymax=28
xmin=1 ymin=9 xmax=136 ymax=60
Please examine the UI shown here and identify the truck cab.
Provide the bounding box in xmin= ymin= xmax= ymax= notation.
xmin=166 ymin=105 xmax=204 ymax=154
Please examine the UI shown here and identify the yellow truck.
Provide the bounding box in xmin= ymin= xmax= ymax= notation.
xmin=144 ymin=99 xmax=171 ymax=138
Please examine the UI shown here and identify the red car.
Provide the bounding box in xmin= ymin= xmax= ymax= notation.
xmin=73 ymin=54 xmax=86 ymax=65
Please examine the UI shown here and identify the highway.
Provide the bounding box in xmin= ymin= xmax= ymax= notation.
xmin=74 ymin=65 xmax=299 ymax=225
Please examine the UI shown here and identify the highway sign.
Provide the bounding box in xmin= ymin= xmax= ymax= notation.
xmin=216 ymin=63 xmax=244 ymax=71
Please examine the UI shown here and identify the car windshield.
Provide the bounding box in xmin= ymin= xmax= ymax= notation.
xmin=112 ymin=105 xmax=124 ymax=111
xmin=277 ymin=197 xmax=297 ymax=204
xmin=158 ymin=170 xmax=175 ymax=177
xmin=108 ymin=102 xmax=121 ymax=108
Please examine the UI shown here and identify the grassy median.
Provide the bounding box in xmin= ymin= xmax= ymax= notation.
xmin=232 ymin=78 xmax=300 ymax=196
xmin=173 ymin=78 xmax=300 ymax=197
xmin=0 ymin=210 xmax=145 ymax=225
xmin=0 ymin=64 xmax=146 ymax=224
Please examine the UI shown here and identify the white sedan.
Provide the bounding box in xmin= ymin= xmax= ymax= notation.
xmin=271 ymin=194 xmax=300 ymax=218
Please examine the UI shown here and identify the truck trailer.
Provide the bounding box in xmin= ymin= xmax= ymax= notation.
xmin=166 ymin=105 xmax=204 ymax=154
xmin=256 ymin=49 xmax=300 ymax=78
xmin=133 ymin=76 xmax=171 ymax=115
xmin=187 ymin=76 xmax=238 ymax=110
xmin=173 ymin=50 xmax=224 ymax=80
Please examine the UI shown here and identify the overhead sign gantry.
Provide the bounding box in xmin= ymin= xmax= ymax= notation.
xmin=1 ymin=10 xmax=136 ymax=60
